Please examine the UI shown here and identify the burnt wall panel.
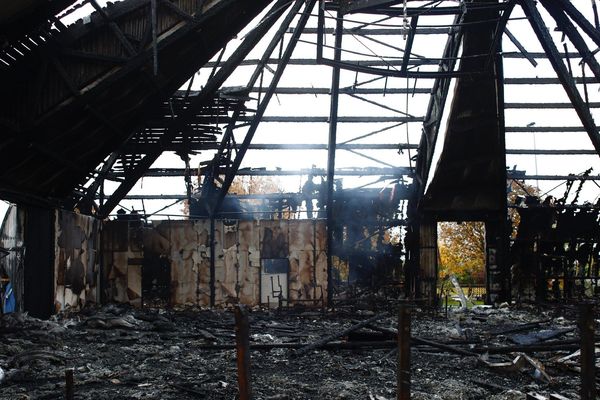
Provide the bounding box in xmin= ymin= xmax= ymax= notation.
xmin=98 ymin=218 xmax=327 ymax=308
xmin=101 ymin=220 xmax=144 ymax=306
xmin=54 ymin=210 xmax=100 ymax=311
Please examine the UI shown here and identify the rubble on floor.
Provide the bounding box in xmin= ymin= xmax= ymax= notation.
xmin=0 ymin=303 xmax=595 ymax=399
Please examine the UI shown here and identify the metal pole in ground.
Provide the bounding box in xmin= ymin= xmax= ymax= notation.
xmin=235 ymin=304 xmax=251 ymax=400
xmin=397 ymin=305 xmax=411 ymax=400
xmin=579 ymin=303 xmax=596 ymax=400
xmin=65 ymin=369 xmax=74 ymax=400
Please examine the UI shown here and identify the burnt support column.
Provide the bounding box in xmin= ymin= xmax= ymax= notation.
xmin=326 ymin=9 xmax=343 ymax=306
xmin=23 ymin=206 xmax=54 ymax=319
xmin=419 ymin=219 xmax=437 ymax=305
xmin=579 ymin=303 xmax=596 ymax=400
xmin=235 ymin=304 xmax=251 ymax=400
xmin=397 ymin=305 xmax=411 ymax=400
xmin=65 ymin=369 xmax=74 ymax=400
xmin=210 ymin=215 xmax=216 ymax=307
xmin=485 ymin=218 xmax=510 ymax=304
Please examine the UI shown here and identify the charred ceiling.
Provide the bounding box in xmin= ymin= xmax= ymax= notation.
xmin=0 ymin=0 xmax=270 ymax=207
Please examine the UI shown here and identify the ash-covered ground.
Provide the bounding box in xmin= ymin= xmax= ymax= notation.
xmin=0 ymin=303 xmax=593 ymax=399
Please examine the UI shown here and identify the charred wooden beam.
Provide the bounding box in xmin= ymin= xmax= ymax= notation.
xmin=505 ymin=28 xmax=538 ymax=67
xmin=288 ymin=27 xmax=448 ymax=35
xmin=326 ymin=8 xmax=343 ymax=305
xmin=520 ymin=0 xmax=600 ymax=155
xmin=96 ymin=0 xmax=289 ymax=217
xmin=212 ymin=0 xmax=318 ymax=214
xmin=330 ymin=3 xmax=507 ymax=17
xmin=506 ymin=126 xmax=598 ymax=133
xmin=401 ymin=16 xmax=419 ymax=73
xmin=292 ymin=313 xmax=387 ymax=357
xmin=541 ymin=0 xmax=600 ymax=82
xmin=397 ymin=305 xmax=411 ymax=400
xmin=580 ymin=303 xmax=596 ymax=400
xmin=506 ymin=102 xmax=600 ymax=109
xmin=238 ymin=116 xmax=423 ymax=123
xmin=555 ymin=0 xmax=600 ymax=49
xmin=235 ymin=305 xmax=251 ymax=400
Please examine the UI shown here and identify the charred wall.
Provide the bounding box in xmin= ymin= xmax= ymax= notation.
xmin=4 ymin=207 xmax=326 ymax=314
xmin=101 ymin=219 xmax=327 ymax=308
xmin=54 ymin=210 xmax=101 ymax=311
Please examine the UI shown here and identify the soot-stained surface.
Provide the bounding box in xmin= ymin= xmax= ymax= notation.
xmin=0 ymin=304 xmax=590 ymax=399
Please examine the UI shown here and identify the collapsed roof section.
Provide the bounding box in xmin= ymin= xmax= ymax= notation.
xmin=0 ymin=0 xmax=270 ymax=207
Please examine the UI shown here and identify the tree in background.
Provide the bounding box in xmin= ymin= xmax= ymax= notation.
xmin=438 ymin=221 xmax=486 ymax=284
xmin=438 ymin=180 xmax=540 ymax=284
xmin=228 ymin=176 xmax=283 ymax=195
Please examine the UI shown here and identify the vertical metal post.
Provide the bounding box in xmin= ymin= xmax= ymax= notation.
xmin=326 ymin=9 xmax=343 ymax=307
xmin=151 ymin=0 xmax=158 ymax=75
xmin=65 ymin=369 xmax=74 ymax=400
xmin=210 ymin=215 xmax=216 ymax=307
xmin=580 ymin=303 xmax=596 ymax=400
xmin=235 ymin=304 xmax=251 ymax=400
xmin=397 ymin=305 xmax=411 ymax=400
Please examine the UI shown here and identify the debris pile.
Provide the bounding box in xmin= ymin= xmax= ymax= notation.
xmin=0 ymin=303 xmax=595 ymax=399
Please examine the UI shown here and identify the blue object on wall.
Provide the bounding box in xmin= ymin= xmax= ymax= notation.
xmin=3 ymin=282 xmax=15 ymax=314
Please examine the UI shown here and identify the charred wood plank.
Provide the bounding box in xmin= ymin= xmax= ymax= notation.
xmin=235 ymin=305 xmax=251 ymax=400
xmin=579 ymin=303 xmax=596 ymax=400
xmin=488 ymin=319 xmax=552 ymax=336
xmin=292 ymin=313 xmax=387 ymax=357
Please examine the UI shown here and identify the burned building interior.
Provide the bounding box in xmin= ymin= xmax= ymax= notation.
xmin=2 ymin=0 xmax=600 ymax=398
